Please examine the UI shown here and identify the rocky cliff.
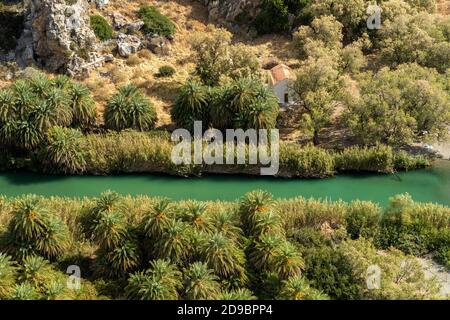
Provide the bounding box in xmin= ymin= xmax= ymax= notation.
xmin=204 ymin=0 xmax=262 ymax=31
xmin=15 ymin=0 xmax=102 ymax=77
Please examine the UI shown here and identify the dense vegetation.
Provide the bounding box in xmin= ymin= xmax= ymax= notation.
xmin=138 ymin=5 xmax=176 ymax=37
xmin=0 ymin=191 xmax=447 ymax=300
xmin=90 ymin=15 xmax=113 ymax=42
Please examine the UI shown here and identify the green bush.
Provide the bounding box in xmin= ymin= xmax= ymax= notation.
xmin=377 ymin=194 xmax=450 ymax=256
xmin=138 ymin=5 xmax=176 ymax=37
xmin=253 ymin=0 xmax=291 ymax=35
xmin=90 ymin=15 xmax=113 ymax=41
xmin=303 ymin=246 xmax=363 ymax=299
xmin=280 ymin=144 xmax=335 ymax=178
xmin=156 ymin=65 xmax=176 ymax=78
xmin=104 ymin=85 xmax=157 ymax=132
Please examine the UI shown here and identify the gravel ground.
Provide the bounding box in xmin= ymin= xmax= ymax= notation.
xmin=418 ymin=258 xmax=450 ymax=298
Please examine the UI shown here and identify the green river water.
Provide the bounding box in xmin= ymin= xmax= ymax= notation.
xmin=0 ymin=161 xmax=449 ymax=206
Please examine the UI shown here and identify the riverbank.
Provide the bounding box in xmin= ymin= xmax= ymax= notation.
xmin=1 ymin=130 xmax=430 ymax=178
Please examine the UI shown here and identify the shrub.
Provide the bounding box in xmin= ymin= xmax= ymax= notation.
xmin=345 ymin=200 xmax=381 ymax=239
xmin=104 ymin=85 xmax=157 ymax=131
xmin=280 ymin=144 xmax=335 ymax=178
xmin=90 ymin=15 xmax=113 ymax=41
xmin=303 ymin=246 xmax=363 ymax=299
xmin=138 ymin=5 xmax=176 ymax=37
xmin=278 ymin=275 xmax=329 ymax=300
xmin=156 ymin=65 xmax=176 ymax=78
xmin=253 ymin=0 xmax=291 ymax=35
xmin=38 ymin=126 xmax=86 ymax=174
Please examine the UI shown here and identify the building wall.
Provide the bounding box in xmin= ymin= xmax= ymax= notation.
xmin=273 ymin=80 xmax=293 ymax=105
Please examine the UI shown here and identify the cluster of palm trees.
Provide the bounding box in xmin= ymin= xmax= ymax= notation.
xmin=78 ymin=189 xmax=327 ymax=299
xmin=3 ymin=195 xmax=70 ymax=261
xmin=0 ymin=74 xmax=96 ymax=152
xmin=0 ymin=190 xmax=330 ymax=299
xmin=171 ymin=77 xmax=279 ymax=131
xmin=0 ymin=75 xmax=160 ymax=173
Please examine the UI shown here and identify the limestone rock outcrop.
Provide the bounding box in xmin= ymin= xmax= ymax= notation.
xmin=203 ymin=0 xmax=262 ymax=31
xmin=15 ymin=0 xmax=103 ymax=77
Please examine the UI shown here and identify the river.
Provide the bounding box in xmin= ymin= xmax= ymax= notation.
xmin=0 ymin=161 xmax=449 ymax=206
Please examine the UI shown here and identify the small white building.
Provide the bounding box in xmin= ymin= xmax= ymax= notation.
xmin=267 ymin=64 xmax=295 ymax=106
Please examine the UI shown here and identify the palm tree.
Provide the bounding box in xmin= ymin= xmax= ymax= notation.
xmin=125 ymin=259 xmax=182 ymax=300
xmin=273 ymin=241 xmax=304 ymax=280
xmin=153 ymin=219 xmax=191 ymax=263
xmin=209 ymin=85 xmax=234 ymax=130
xmin=35 ymin=216 xmax=70 ymax=260
xmin=29 ymin=74 xmax=52 ymax=99
xmin=68 ymin=83 xmax=97 ymax=130
xmin=88 ymin=190 xmax=122 ymax=220
xmin=39 ymin=126 xmax=86 ymax=174
xmin=220 ymin=288 xmax=257 ymax=300
xmin=101 ymin=240 xmax=141 ymax=278
xmin=0 ymin=88 xmax=15 ymax=124
xmin=211 ymin=210 xmax=243 ymax=241
xmin=249 ymin=234 xmax=284 ymax=271
xmin=252 ymin=210 xmax=284 ymax=237
xmin=143 ymin=198 xmax=174 ymax=239
xmin=12 ymin=80 xmax=35 ymax=118
xmin=239 ymin=190 xmax=275 ymax=236
xmin=92 ymin=210 xmax=128 ymax=250
xmin=199 ymin=232 xmax=246 ymax=280
xmin=13 ymin=120 xmax=42 ymax=150
xmin=183 ymin=262 xmax=221 ymax=300
xmin=171 ymin=80 xmax=210 ymax=130
xmin=9 ymin=195 xmax=49 ymax=242
xmin=104 ymin=85 xmax=157 ymax=131
xmin=278 ymin=275 xmax=329 ymax=300
xmin=240 ymin=97 xmax=278 ymax=130
xmin=0 ymin=253 xmax=17 ymax=299
xmin=9 ymin=282 xmax=39 ymax=300
xmin=182 ymin=201 xmax=213 ymax=233
xmin=52 ymin=75 xmax=72 ymax=90
xmin=19 ymin=255 xmax=55 ymax=289
xmin=148 ymin=259 xmax=182 ymax=292
xmin=229 ymin=77 xmax=259 ymax=113
xmin=131 ymin=274 xmax=178 ymax=300
xmin=43 ymin=88 xmax=72 ymax=127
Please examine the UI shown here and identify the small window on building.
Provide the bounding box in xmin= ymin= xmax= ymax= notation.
xmin=284 ymin=93 xmax=289 ymax=103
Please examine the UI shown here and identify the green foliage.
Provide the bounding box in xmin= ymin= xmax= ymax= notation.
xmin=38 ymin=126 xmax=86 ymax=174
xmin=280 ymin=144 xmax=335 ymax=178
xmin=105 ymin=85 xmax=157 ymax=131
xmin=138 ymin=5 xmax=176 ymax=37
xmin=253 ymin=0 xmax=291 ymax=35
xmin=67 ymin=83 xmax=97 ymax=130
xmin=378 ymin=194 xmax=450 ymax=256
xmin=189 ymin=27 xmax=260 ymax=86
xmin=303 ymin=246 xmax=363 ymax=299
xmin=0 ymin=191 xmax=448 ymax=300
xmin=0 ymin=74 xmax=97 ymax=153
xmin=183 ymin=262 xmax=221 ymax=300
xmin=126 ymin=259 xmax=182 ymax=300
xmin=171 ymin=80 xmax=210 ymax=130
xmin=278 ymin=275 xmax=329 ymax=300
xmin=156 ymin=65 xmax=176 ymax=78
xmin=345 ymin=64 xmax=450 ymax=146
xmin=5 ymin=195 xmax=70 ymax=261
xmin=0 ymin=253 xmax=16 ymax=299
xmin=90 ymin=15 xmax=113 ymax=41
